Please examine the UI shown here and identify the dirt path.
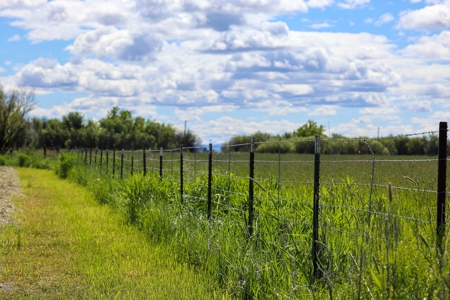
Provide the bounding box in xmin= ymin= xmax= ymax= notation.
xmin=0 ymin=166 xmax=21 ymax=226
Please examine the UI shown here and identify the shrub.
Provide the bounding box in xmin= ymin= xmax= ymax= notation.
xmin=17 ymin=153 xmax=31 ymax=168
xmin=257 ymin=140 xmax=295 ymax=153
xmin=58 ymin=153 xmax=75 ymax=179
xmin=0 ymin=156 xmax=5 ymax=166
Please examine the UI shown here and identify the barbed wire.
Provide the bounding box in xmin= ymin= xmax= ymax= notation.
xmin=318 ymin=203 xmax=437 ymax=225
xmin=79 ymin=131 xmax=448 ymax=226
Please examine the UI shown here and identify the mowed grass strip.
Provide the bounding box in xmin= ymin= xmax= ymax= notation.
xmin=0 ymin=168 xmax=221 ymax=299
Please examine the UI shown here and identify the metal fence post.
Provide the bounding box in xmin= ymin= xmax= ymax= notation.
xmin=106 ymin=150 xmax=109 ymax=174
xmin=120 ymin=149 xmax=124 ymax=180
xmin=194 ymin=147 xmax=197 ymax=179
xmin=180 ymin=144 xmax=184 ymax=203
xmin=228 ymin=142 xmax=231 ymax=194
xmin=312 ymin=135 xmax=321 ymax=282
xmin=44 ymin=145 xmax=47 ymax=159
xmin=247 ymin=138 xmax=255 ymax=239
xmin=95 ymin=149 xmax=97 ymax=165
xmin=100 ymin=149 xmax=103 ymax=172
xmin=113 ymin=150 xmax=116 ymax=176
xmin=437 ymin=121 xmax=447 ymax=250
xmin=208 ymin=143 xmax=213 ymax=219
xmin=89 ymin=148 xmax=92 ymax=166
xmin=159 ymin=147 xmax=163 ymax=179
xmin=131 ymin=150 xmax=134 ymax=176
xmin=171 ymin=150 xmax=173 ymax=178
xmin=143 ymin=148 xmax=146 ymax=176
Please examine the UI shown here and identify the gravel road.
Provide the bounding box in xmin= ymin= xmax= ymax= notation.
xmin=0 ymin=166 xmax=21 ymax=226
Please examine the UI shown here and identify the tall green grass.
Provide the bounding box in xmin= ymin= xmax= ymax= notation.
xmin=0 ymin=148 xmax=57 ymax=170
xmin=67 ymin=150 xmax=449 ymax=298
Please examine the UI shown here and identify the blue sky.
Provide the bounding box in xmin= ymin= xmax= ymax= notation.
xmin=1 ymin=0 xmax=450 ymax=143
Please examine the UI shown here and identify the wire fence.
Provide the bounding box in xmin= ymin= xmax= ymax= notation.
xmin=69 ymin=123 xmax=449 ymax=297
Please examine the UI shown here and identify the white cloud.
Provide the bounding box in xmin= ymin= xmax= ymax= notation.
xmin=266 ymin=106 xmax=309 ymax=115
xmin=398 ymin=2 xmax=450 ymax=30
xmin=0 ymin=0 xmax=46 ymax=9
xmin=8 ymin=34 xmax=21 ymax=42
xmin=411 ymin=111 xmax=450 ymax=131
xmin=395 ymin=63 xmax=450 ymax=83
xmin=401 ymin=100 xmax=432 ymax=112
xmin=271 ymin=84 xmax=313 ymax=95
xmin=338 ymin=0 xmax=371 ymax=9
xmin=420 ymin=84 xmax=450 ymax=98
xmin=0 ymin=67 xmax=5 ymax=73
xmin=309 ymin=105 xmax=337 ymax=115
xmin=136 ymin=0 xmax=308 ymax=17
xmin=191 ymin=116 xmax=300 ymax=143
xmin=184 ymin=21 xmax=290 ymax=51
xmin=333 ymin=118 xmax=412 ymax=138
xmin=307 ymin=0 xmax=335 ymax=8
xmin=359 ymin=107 xmax=398 ymax=115
xmin=436 ymin=99 xmax=450 ymax=107
xmin=1 ymin=0 xmax=134 ymax=42
xmin=67 ymin=26 xmax=163 ymax=61
xmin=401 ymin=31 xmax=450 ymax=60
xmin=249 ymin=99 xmax=309 ymax=115
xmin=174 ymin=105 xmax=238 ymax=121
xmin=4 ymin=21 xmax=402 ymax=119
xmin=374 ymin=13 xmax=394 ymax=26
xmin=310 ymin=22 xmax=333 ymax=29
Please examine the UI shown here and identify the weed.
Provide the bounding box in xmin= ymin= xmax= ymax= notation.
xmin=17 ymin=153 xmax=30 ymax=168
xmin=57 ymin=152 xmax=75 ymax=179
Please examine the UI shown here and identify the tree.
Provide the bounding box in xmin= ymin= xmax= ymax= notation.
xmin=224 ymin=131 xmax=272 ymax=152
xmin=174 ymin=129 xmax=202 ymax=150
xmin=62 ymin=112 xmax=84 ymax=131
xmin=295 ymin=120 xmax=325 ymax=138
xmin=0 ymin=86 xmax=36 ymax=153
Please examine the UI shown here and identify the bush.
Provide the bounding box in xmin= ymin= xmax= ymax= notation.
xmin=0 ymin=156 xmax=5 ymax=166
xmin=57 ymin=153 xmax=75 ymax=179
xmin=257 ymin=140 xmax=295 ymax=153
xmin=17 ymin=153 xmax=31 ymax=167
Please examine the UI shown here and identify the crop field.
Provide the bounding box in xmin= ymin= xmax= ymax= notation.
xmin=65 ymin=137 xmax=450 ymax=299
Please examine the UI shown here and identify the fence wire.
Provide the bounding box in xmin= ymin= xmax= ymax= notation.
xmin=71 ymin=129 xmax=449 ymax=298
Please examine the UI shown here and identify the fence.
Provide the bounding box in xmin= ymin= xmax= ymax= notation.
xmin=74 ymin=123 xmax=449 ymax=298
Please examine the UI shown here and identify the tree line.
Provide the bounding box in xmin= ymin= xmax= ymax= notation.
xmin=0 ymin=86 xmax=444 ymax=156
xmin=34 ymin=108 xmax=200 ymax=151
xmin=1 ymin=87 xmax=200 ymax=153
xmin=224 ymin=120 xmax=444 ymax=156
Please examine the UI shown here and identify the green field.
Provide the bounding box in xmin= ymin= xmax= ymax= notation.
xmin=64 ymin=147 xmax=450 ymax=299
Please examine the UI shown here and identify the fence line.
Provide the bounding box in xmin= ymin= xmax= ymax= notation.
xmin=67 ymin=124 xmax=449 ymax=294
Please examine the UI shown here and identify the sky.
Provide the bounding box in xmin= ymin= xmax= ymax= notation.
xmin=1 ymin=0 xmax=450 ymax=143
